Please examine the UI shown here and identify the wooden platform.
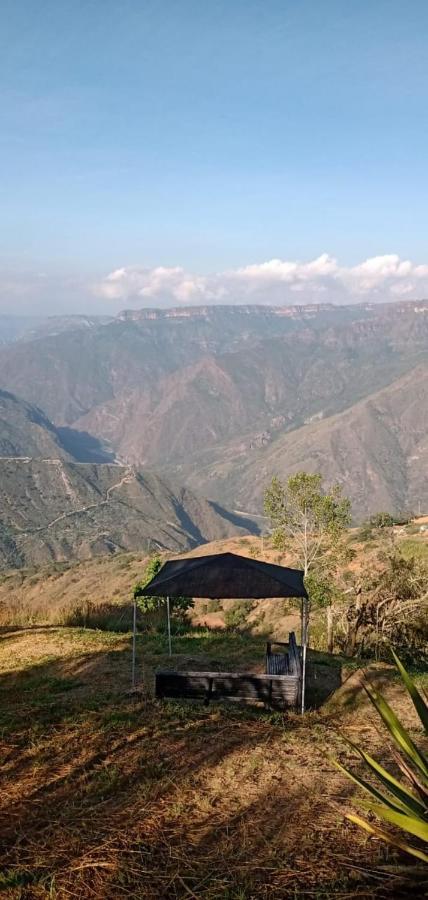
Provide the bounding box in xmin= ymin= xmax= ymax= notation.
xmin=155 ymin=670 xmax=300 ymax=708
xmin=155 ymin=634 xmax=302 ymax=709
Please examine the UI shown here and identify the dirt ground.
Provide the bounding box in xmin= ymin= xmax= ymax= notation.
xmin=0 ymin=626 xmax=427 ymax=899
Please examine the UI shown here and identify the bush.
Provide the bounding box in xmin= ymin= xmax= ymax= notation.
xmin=358 ymin=522 xmax=373 ymax=541
xmin=66 ymin=601 xmax=133 ymax=632
xmin=369 ymin=512 xmax=395 ymax=528
xmin=247 ymin=545 xmax=260 ymax=559
xmin=224 ymin=600 xmax=253 ymax=630
xmin=206 ymin=599 xmax=221 ymax=613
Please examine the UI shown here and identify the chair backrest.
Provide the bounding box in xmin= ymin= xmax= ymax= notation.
xmin=266 ymin=638 xmax=288 ymax=675
xmin=266 ymin=652 xmax=288 ymax=675
xmin=266 ymin=632 xmax=301 ymax=677
xmin=288 ymin=631 xmax=301 ymax=677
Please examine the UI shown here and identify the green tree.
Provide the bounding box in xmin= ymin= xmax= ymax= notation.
xmin=133 ymin=555 xmax=194 ymax=627
xmin=264 ymin=472 xmax=352 ymax=653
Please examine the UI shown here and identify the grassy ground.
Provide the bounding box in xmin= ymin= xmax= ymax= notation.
xmin=0 ymin=626 xmax=427 ymax=899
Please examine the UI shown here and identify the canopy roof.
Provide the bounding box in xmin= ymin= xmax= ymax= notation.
xmin=140 ymin=551 xmax=307 ymax=600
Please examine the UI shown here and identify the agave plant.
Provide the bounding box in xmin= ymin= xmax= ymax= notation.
xmin=333 ymin=650 xmax=428 ymax=863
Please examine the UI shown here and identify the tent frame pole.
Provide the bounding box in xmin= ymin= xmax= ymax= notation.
xmin=301 ymin=597 xmax=308 ymax=715
xmin=166 ymin=596 xmax=172 ymax=656
xmin=132 ymin=597 xmax=137 ymax=690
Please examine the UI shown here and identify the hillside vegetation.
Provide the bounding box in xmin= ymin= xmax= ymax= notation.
xmin=1 ymin=524 xmax=426 ymax=641
xmin=178 ymin=363 xmax=428 ymax=519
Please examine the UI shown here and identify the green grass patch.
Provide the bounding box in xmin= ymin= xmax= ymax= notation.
xmin=399 ymin=538 xmax=428 ymax=561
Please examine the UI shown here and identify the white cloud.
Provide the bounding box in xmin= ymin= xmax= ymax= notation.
xmin=235 ymin=253 xmax=338 ymax=283
xmin=93 ymin=253 xmax=428 ymax=308
xmin=1 ymin=253 xmax=427 ymax=315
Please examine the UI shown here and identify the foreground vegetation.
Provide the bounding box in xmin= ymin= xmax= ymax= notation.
xmin=334 ymin=652 xmax=428 ymax=862
xmin=1 ymin=626 xmax=427 ymax=899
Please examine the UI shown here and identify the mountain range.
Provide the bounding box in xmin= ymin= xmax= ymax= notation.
xmin=0 ymin=299 xmax=426 ymax=565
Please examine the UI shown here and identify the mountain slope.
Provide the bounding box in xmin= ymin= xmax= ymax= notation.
xmin=0 ymin=390 xmax=73 ymax=459
xmin=74 ymin=302 xmax=428 ymax=467
xmin=0 ymin=459 xmax=257 ymax=569
xmin=173 ymin=364 xmax=428 ymax=521
xmin=0 ymin=389 xmax=114 ymax=464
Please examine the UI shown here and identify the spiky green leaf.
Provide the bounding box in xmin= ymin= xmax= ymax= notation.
xmin=346 ymin=814 xmax=428 ymax=863
xmin=331 ymin=756 xmax=413 ymax=815
xmin=391 ymin=651 xmax=428 ymax=735
xmin=341 ymin=738 xmax=427 ymax=818
xmin=363 ymin=802 xmax=428 ymax=843
xmin=365 ymin=682 xmax=428 ymax=779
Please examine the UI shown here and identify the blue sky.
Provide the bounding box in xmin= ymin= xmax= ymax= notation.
xmin=2 ymin=0 xmax=428 ymax=312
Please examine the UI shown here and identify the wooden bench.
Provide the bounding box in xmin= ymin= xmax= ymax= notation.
xmin=155 ymin=634 xmax=302 ymax=710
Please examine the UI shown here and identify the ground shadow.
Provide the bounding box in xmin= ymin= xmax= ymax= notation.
xmin=208 ymin=500 xmax=261 ymax=535
xmin=57 ymin=426 xmax=116 ymax=462
xmin=305 ymin=651 xmax=344 ymax=708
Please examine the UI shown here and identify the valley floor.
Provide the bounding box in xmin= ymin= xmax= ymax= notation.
xmin=0 ymin=627 xmax=427 ymax=899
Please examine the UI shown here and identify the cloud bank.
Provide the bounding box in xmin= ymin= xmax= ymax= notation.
xmin=94 ymin=254 xmax=428 ymax=308
xmin=1 ymin=253 xmax=428 ymax=315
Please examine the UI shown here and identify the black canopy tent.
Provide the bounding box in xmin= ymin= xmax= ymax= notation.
xmin=133 ymin=552 xmax=309 ymax=711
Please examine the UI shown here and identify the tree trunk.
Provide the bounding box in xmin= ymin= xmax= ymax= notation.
xmin=326 ymin=604 xmax=334 ymax=654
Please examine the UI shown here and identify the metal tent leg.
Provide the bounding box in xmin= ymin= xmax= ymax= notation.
xmin=132 ymin=598 xmax=137 ymax=690
xmin=166 ymin=596 xmax=172 ymax=657
xmin=301 ymin=597 xmax=308 ymax=715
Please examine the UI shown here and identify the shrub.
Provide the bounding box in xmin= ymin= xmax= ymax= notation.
xmin=369 ymin=512 xmax=395 ymax=528
xmin=206 ymin=599 xmax=221 ymax=613
xmin=224 ymin=600 xmax=253 ymax=630
xmin=133 ymin=555 xmax=194 ymax=630
xmin=358 ymin=522 xmax=373 ymax=541
xmin=66 ymin=601 xmax=133 ymax=632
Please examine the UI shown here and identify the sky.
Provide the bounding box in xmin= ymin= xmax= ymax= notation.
xmin=2 ymin=0 xmax=428 ymax=314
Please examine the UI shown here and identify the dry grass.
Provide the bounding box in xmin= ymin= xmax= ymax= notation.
xmin=0 ymin=529 xmax=337 ymax=630
xmin=1 ymin=626 xmax=427 ymax=899
xmin=0 ymin=538 xmax=304 ymax=639
xmin=1 ymin=527 xmax=426 ymax=636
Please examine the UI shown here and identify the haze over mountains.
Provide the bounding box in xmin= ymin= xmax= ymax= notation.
xmin=0 ymin=299 xmax=426 ymax=565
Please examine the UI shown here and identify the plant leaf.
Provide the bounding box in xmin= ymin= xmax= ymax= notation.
xmin=364 ymin=682 xmax=428 ymax=779
xmin=341 ymin=738 xmax=427 ymax=818
xmin=391 ymin=748 xmax=428 ymax=803
xmin=330 ymin=757 xmax=411 ymax=815
xmin=364 ymin=802 xmax=428 ymax=843
xmin=346 ymin=813 xmax=428 ymax=863
xmin=391 ymin=651 xmax=428 ymax=735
